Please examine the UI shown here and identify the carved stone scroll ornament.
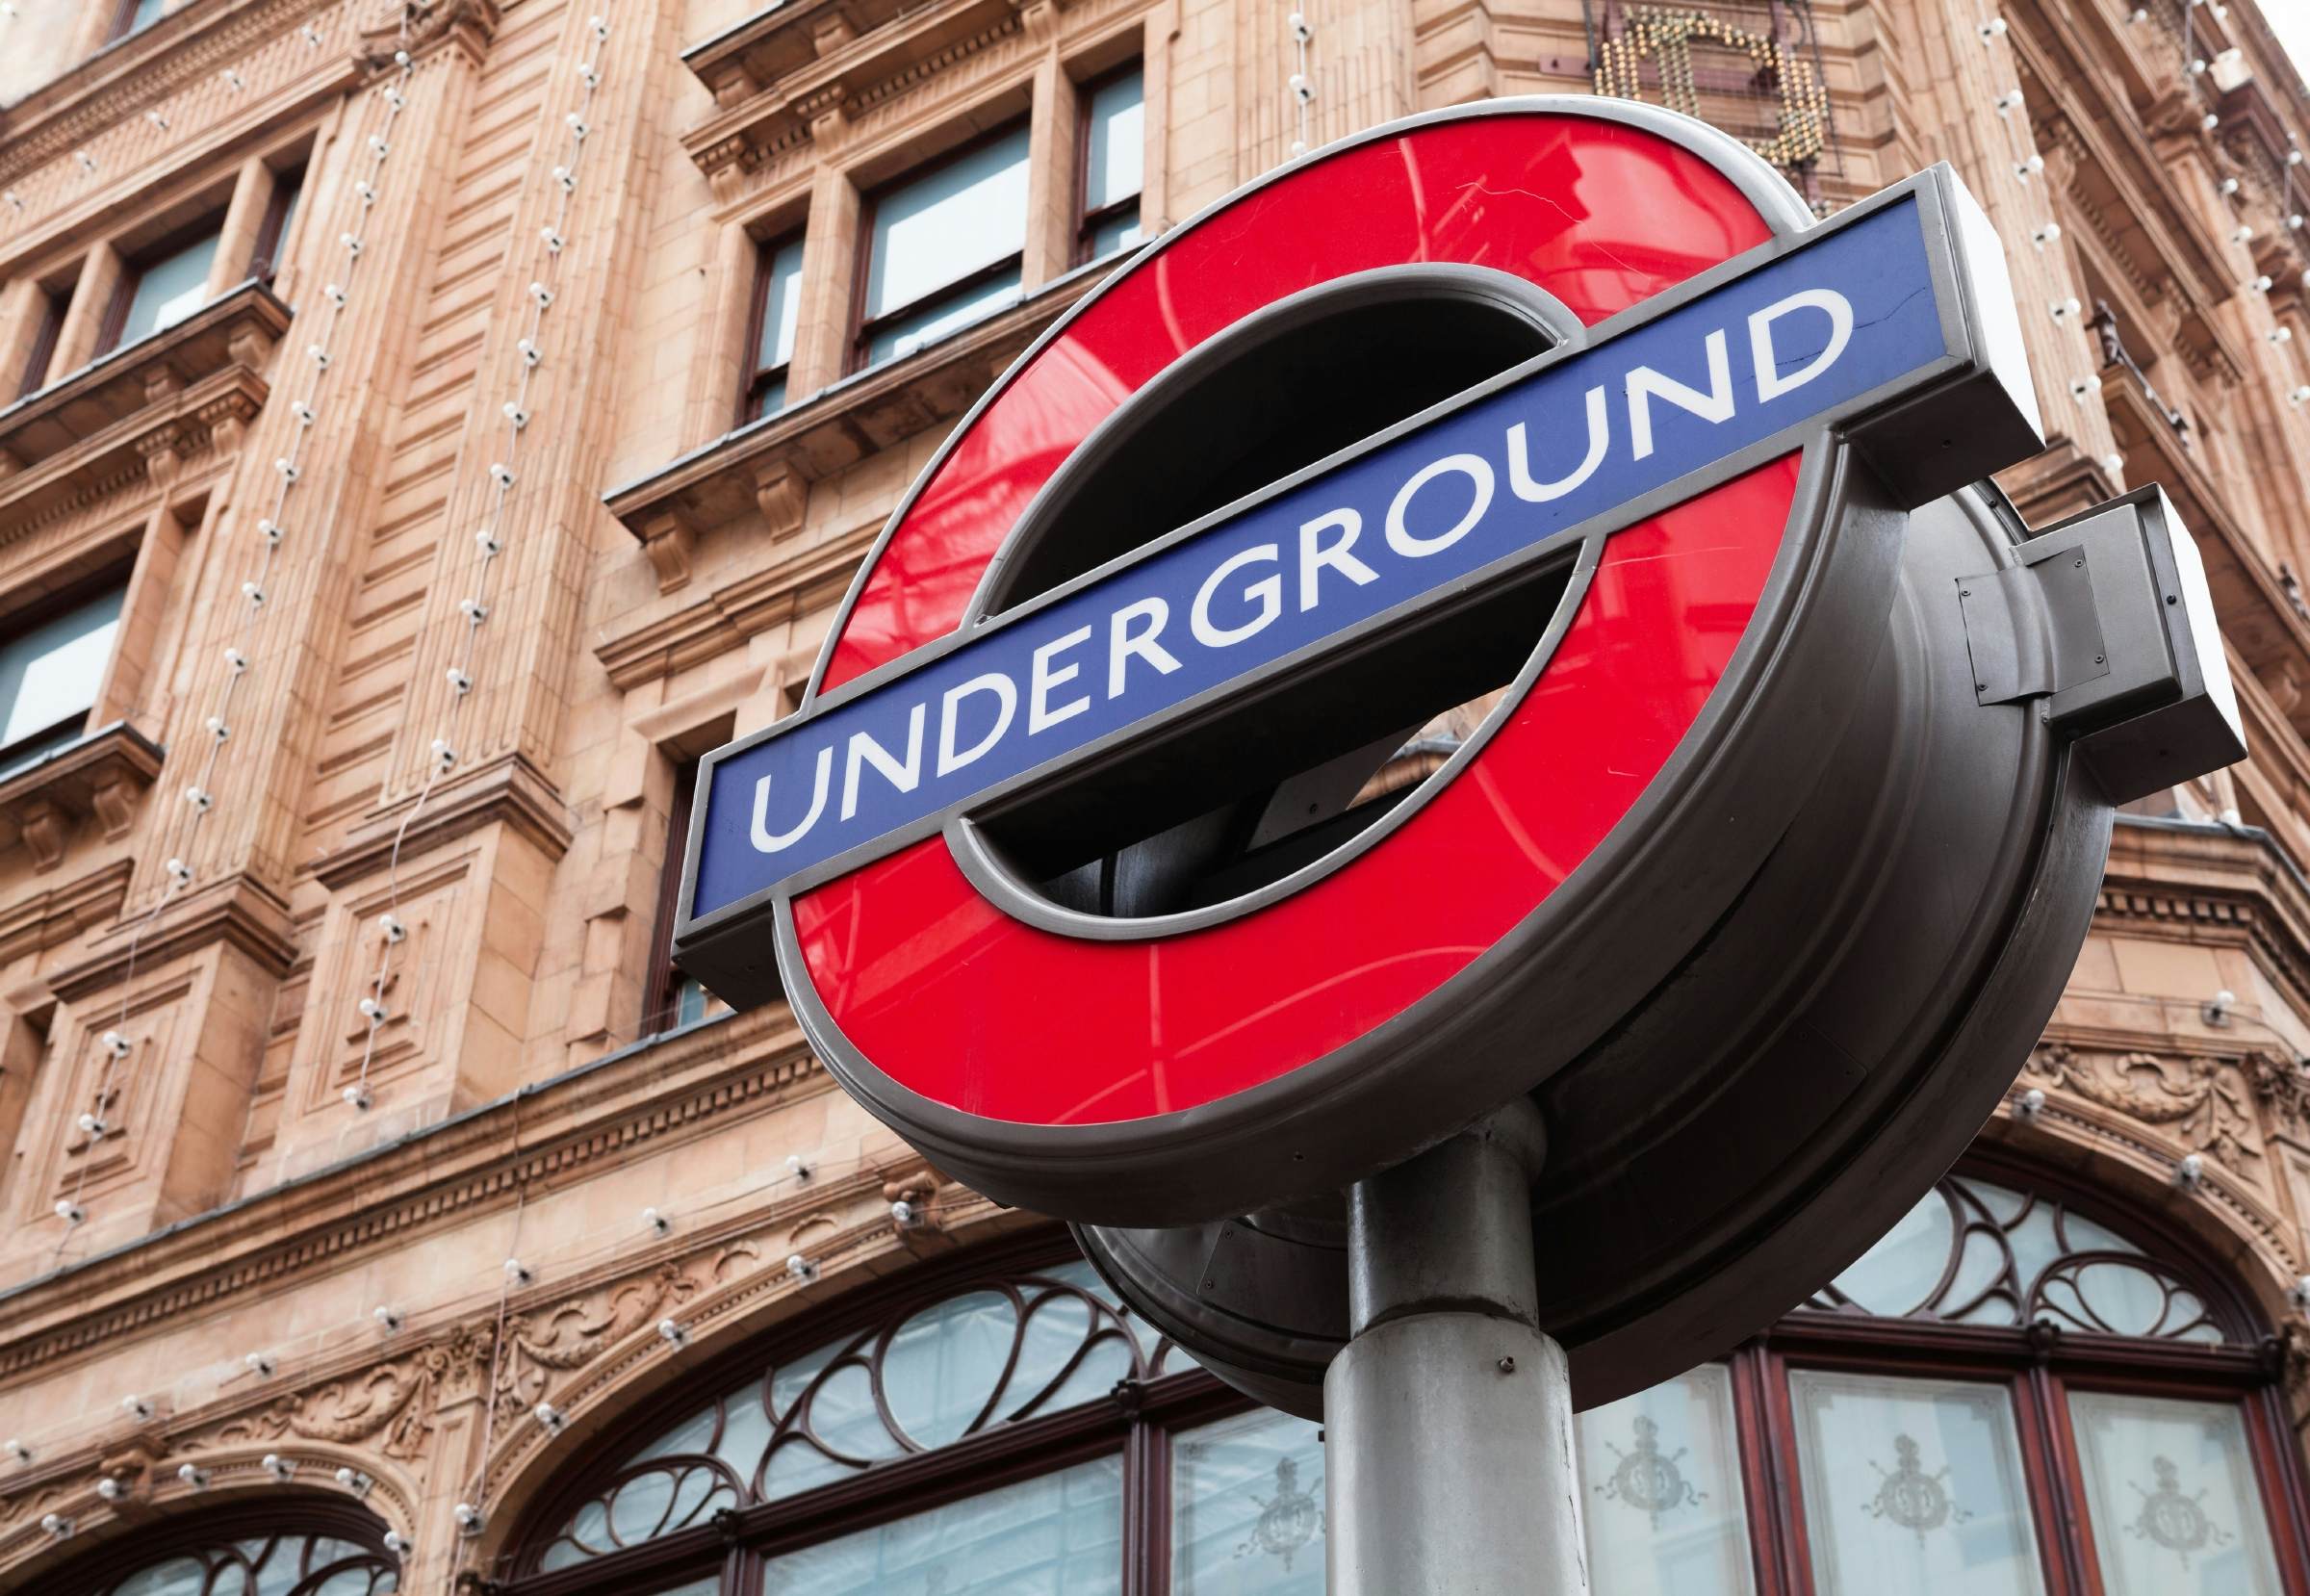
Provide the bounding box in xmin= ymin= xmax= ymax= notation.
xmin=2026 ymin=1045 xmax=2262 ymax=1167
xmin=2245 ymin=1049 xmax=2310 ymax=1139
xmin=355 ymin=0 xmax=501 ymax=74
xmin=210 ymin=1322 xmax=496 ymax=1462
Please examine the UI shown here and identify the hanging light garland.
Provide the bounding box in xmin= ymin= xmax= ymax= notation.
xmin=346 ymin=13 xmax=612 ymax=1116
xmin=53 ymin=20 xmax=423 ymax=1248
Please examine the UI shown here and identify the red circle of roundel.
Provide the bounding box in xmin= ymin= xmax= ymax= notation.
xmin=792 ymin=108 xmax=1799 ymax=1126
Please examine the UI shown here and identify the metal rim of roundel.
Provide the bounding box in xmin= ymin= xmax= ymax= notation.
xmin=773 ymin=96 xmax=1874 ymax=1223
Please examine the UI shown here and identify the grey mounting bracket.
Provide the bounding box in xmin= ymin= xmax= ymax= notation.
xmin=1959 ymin=483 xmax=2244 ymax=803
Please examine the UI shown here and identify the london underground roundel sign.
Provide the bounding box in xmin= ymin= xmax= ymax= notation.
xmin=676 ymin=98 xmax=2092 ymax=1228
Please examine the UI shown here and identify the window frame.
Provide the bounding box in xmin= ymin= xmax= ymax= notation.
xmin=1072 ymin=61 xmax=1146 ymax=269
xmin=500 ymin=1230 xmax=1256 ymax=1596
xmin=847 ymin=117 xmax=1034 ymax=375
xmin=642 ymin=758 xmax=707 ymax=1034
xmin=35 ymin=1497 xmax=400 ymax=1593
xmin=105 ymin=0 xmax=168 ymax=45
xmin=0 ymin=567 xmax=131 ymax=775
xmin=95 ymin=213 xmax=226 ymax=360
xmin=500 ymin=1160 xmax=2310 ymax=1596
xmin=740 ymin=227 xmax=807 ymax=425
xmin=249 ymin=165 xmax=307 ymax=284
xmin=12 ymin=287 xmax=64 ymax=401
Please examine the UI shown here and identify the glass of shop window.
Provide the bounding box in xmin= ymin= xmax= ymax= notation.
xmin=1575 ymin=1364 xmax=1757 ymax=1596
xmin=1789 ymin=1369 xmax=2047 ymax=1596
xmin=1171 ymin=1406 xmax=1325 ymax=1595
xmin=2069 ymin=1391 xmax=2285 ymax=1596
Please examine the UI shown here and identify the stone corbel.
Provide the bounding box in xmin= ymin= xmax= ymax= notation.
xmin=638 ymin=506 xmax=697 ymax=594
xmin=14 ymin=799 xmax=66 ymax=873
xmin=135 ymin=427 xmax=188 ymax=492
xmin=810 ymin=13 xmax=858 ymax=54
xmin=753 ymin=457 xmax=809 ymax=541
xmin=224 ymin=322 xmax=277 ymax=372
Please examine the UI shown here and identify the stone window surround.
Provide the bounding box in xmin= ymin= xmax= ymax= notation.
xmin=605 ymin=11 xmax=1155 ymax=603
xmin=0 ymin=139 xmax=311 ymax=409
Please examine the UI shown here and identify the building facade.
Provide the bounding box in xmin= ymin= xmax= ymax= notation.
xmin=0 ymin=0 xmax=2306 ymax=1591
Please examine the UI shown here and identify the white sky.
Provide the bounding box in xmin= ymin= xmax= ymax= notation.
xmin=2265 ymin=0 xmax=2310 ymax=88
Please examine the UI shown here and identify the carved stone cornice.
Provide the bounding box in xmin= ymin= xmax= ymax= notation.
xmin=2098 ymin=816 xmax=2310 ymax=1015
xmin=0 ymin=280 xmax=287 ymax=531
xmin=0 ymin=0 xmax=359 ymax=193
xmin=43 ymin=866 xmax=295 ymax=1003
xmin=0 ymin=857 xmax=128 ymax=969
xmin=680 ymin=0 xmax=1026 ymax=178
xmin=0 ymin=1006 xmax=822 ymax=1385
xmin=304 ymin=751 xmax=575 ymax=891
xmin=602 ymin=268 xmax=1099 ymax=603
xmin=598 ymin=518 xmax=882 ymax=691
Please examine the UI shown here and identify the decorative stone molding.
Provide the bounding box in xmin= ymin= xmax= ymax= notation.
xmin=44 ymin=870 xmax=295 ymax=1003
xmin=0 ymin=856 xmax=129 ymax=966
xmin=355 ymin=0 xmax=502 ymax=74
xmin=2026 ymin=1043 xmax=2262 ymax=1168
xmin=680 ymin=0 xmax=1027 ymax=177
xmin=0 ymin=0 xmax=361 ymax=195
xmin=305 ymin=751 xmax=576 ymax=892
xmin=0 ymin=1012 xmax=822 ymax=1384
xmin=0 ymin=724 xmax=163 ymax=873
xmin=0 ymin=282 xmax=288 ymax=533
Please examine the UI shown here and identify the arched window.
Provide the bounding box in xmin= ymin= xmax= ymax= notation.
xmin=1576 ymin=1159 xmax=2310 ymax=1596
xmin=505 ymin=1165 xmax=2310 ymax=1596
xmin=45 ymin=1500 xmax=398 ymax=1595
xmin=505 ymin=1236 xmax=1326 ymax=1594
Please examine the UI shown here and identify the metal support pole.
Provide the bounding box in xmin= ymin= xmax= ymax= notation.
xmin=1325 ymin=1100 xmax=1588 ymax=1596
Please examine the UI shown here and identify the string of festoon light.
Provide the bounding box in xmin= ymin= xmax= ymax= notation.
xmin=1979 ymin=0 xmax=2310 ymax=460
xmin=50 ymin=23 xmax=423 ymax=1252
xmin=1287 ymin=11 xmax=1315 ymax=158
xmin=344 ymin=13 xmax=612 ymax=1117
xmin=7 ymin=1147 xmax=867 ymax=1555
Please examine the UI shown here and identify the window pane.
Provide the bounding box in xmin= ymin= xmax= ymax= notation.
xmin=865 ymin=127 xmax=1030 ymax=322
xmin=1171 ymin=1405 xmax=1326 ymax=1594
xmin=863 ymin=269 xmax=1022 ymax=366
xmin=1087 ymin=209 xmax=1144 ymax=262
xmin=124 ymin=0 xmax=168 ymax=35
xmin=757 ymin=235 xmax=806 ymax=381
xmin=0 ymin=586 xmax=122 ymax=753
xmin=2069 ymin=1391 xmax=2286 ymax=1596
xmin=881 ymin=1288 xmax=1019 ymax=1449
xmin=1576 ymin=1365 xmax=1756 ymax=1596
xmin=1084 ymin=69 xmax=1144 ymax=214
xmin=119 ymin=232 xmax=218 ymax=347
xmin=1789 ymin=1369 xmax=2046 ymax=1596
xmin=764 ymin=1454 xmax=1123 ymax=1596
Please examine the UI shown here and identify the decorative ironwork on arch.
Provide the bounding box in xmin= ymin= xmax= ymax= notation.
xmin=519 ymin=1251 xmax=1175 ymax=1575
xmin=1805 ymin=1169 xmax=2247 ymax=1343
xmin=45 ymin=1501 xmax=398 ymax=1596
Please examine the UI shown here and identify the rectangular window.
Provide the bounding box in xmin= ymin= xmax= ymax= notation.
xmin=110 ymin=0 xmax=167 ymax=41
xmin=1077 ymin=65 xmax=1145 ymax=265
xmin=2068 ymin=1390 xmax=2286 ymax=1596
xmin=1576 ymin=1363 xmax=1757 ymax=1596
xmin=1171 ymin=1405 xmax=1325 ymax=1593
xmin=0 ymin=583 xmax=125 ymax=777
xmin=102 ymin=226 xmax=220 ymax=356
xmin=762 ymin=1454 xmax=1123 ymax=1595
xmin=1789 ymin=1369 xmax=2047 ymax=1596
xmin=856 ymin=122 xmax=1031 ymax=370
xmin=250 ymin=167 xmax=305 ymax=281
xmin=645 ymin=760 xmax=726 ymax=1033
xmin=13 ymin=289 xmax=63 ymax=400
xmin=745 ymin=232 xmax=807 ymax=422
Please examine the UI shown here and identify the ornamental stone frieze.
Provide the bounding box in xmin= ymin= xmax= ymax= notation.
xmin=2024 ymin=1043 xmax=2267 ymax=1169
